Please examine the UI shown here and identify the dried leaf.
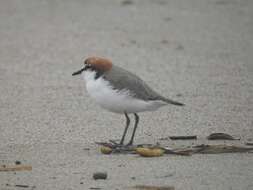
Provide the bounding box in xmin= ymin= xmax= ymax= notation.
xmin=136 ymin=148 xmax=164 ymax=157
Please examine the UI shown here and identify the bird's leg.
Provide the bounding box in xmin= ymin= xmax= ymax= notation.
xmin=127 ymin=113 xmax=139 ymax=146
xmin=119 ymin=112 xmax=130 ymax=145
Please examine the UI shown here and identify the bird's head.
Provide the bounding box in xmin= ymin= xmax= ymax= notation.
xmin=72 ymin=57 xmax=112 ymax=78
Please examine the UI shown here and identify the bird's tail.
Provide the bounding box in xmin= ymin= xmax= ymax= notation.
xmin=162 ymin=97 xmax=185 ymax=106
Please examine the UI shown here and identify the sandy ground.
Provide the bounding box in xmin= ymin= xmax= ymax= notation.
xmin=0 ymin=0 xmax=253 ymax=189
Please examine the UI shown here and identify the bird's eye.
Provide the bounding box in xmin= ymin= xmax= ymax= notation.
xmin=84 ymin=64 xmax=92 ymax=70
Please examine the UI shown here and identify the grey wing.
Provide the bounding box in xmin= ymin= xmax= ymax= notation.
xmin=103 ymin=66 xmax=163 ymax=101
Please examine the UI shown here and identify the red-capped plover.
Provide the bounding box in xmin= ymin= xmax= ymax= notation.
xmin=72 ymin=57 xmax=184 ymax=145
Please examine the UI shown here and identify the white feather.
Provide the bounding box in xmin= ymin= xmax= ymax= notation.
xmin=82 ymin=70 xmax=167 ymax=114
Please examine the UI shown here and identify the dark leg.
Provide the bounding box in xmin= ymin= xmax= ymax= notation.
xmin=120 ymin=112 xmax=130 ymax=145
xmin=127 ymin=113 xmax=139 ymax=145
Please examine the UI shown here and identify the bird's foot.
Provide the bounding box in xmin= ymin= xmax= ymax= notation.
xmin=109 ymin=139 xmax=126 ymax=148
xmin=109 ymin=139 xmax=135 ymax=149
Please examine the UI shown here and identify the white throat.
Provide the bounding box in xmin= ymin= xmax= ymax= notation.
xmin=82 ymin=70 xmax=96 ymax=83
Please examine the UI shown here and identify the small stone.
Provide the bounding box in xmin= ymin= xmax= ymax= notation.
xmin=15 ymin=161 xmax=21 ymax=165
xmin=130 ymin=40 xmax=137 ymax=44
xmin=164 ymin=17 xmax=172 ymax=21
xmin=93 ymin=172 xmax=107 ymax=180
xmin=161 ymin=39 xmax=169 ymax=44
xmin=176 ymin=45 xmax=184 ymax=50
xmin=121 ymin=0 xmax=133 ymax=5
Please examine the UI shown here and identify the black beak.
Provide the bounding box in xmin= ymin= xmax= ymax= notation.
xmin=72 ymin=68 xmax=85 ymax=76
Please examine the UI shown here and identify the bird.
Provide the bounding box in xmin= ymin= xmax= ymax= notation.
xmin=72 ymin=57 xmax=184 ymax=146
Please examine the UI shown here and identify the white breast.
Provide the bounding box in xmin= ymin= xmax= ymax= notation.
xmin=82 ymin=70 xmax=167 ymax=114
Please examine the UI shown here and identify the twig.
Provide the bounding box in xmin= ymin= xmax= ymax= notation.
xmin=0 ymin=165 xmax=32 ymax=172
xmin=159 ymin=135 xmax=197 ymax=140
xmin=169 ymin=135 xmax=197 ymax=140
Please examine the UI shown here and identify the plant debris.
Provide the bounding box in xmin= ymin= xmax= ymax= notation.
xmin=0 ymin=164 xmax=32 ymax=172
xmin=189 ymin=144 xmax=253 ymax=154
xmin=136 ymin=147 xmax=164 ymax=157
xmin=96 ymin=141 xmax=253 ymax=156
xmin=207 ymin=133 xmax=239 ymax=140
